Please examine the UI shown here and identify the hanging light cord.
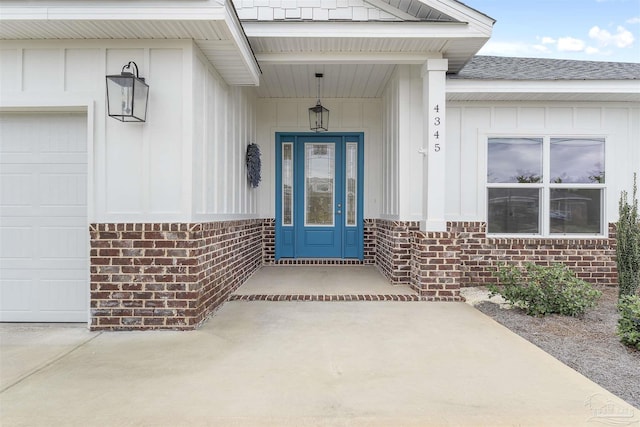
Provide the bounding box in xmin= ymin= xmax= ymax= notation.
xmin=315 ymin=73 xmax=323 ymax=105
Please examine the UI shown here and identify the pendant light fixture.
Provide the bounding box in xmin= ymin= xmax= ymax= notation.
xmin=309 ymin=73 xmax=329 ymax=132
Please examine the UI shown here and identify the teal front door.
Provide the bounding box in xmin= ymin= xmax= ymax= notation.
xmin=276 ymin=133 xmax=363 ymax=260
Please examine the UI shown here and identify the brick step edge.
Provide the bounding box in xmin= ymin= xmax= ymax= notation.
xmin=229 ymin=294 xmax=463 ymax=302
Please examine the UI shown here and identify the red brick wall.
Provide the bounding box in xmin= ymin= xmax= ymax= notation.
xmin=90 ymin=218 xmax=618 ymax=330
xmin=262 ymin=219 xmax=275 ymax=264
xmin=373 ymin=220 xmax=616 ymax=299
xmin=90 ymin=220 xmax=262 ymax=331
xmin=411 ymin=231 xmax=462 ymax=301
xmin=374 ymin=219 xmax=420 ymax=284
xmin=452 ymin=222 xmax=618 ymax=287
xmin=363 ymin=219 xmax=376 ymax=265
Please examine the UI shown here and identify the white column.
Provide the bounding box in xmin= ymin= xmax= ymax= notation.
xmin=421 ymin=59 xmax=448 ymax=232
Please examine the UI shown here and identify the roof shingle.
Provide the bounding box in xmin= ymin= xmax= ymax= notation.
xmin=450 ymin=56 xmax=640 ymax=80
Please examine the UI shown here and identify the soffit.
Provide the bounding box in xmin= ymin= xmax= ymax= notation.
xmin=0 ymin=1 xmax=261 ymax=86
xmin=447 ymin=93 xmax=640 ymax=102
xmin=241 ymin=0 xmax=495 ymax=89
xmin=256 ymin=63 xmax=397 ymax=98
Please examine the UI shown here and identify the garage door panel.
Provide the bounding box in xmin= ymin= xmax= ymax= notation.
xmin=38 ymin=278 xmax=89 ymax=312
xmin=40 ymin=173 xmax=87 ymax=207
xmin=0 ymin=279 xmax=32 ymax=314
xmin=0 ymin=113 xmax=86 ymax=153
xmin=0 ymin=226 xmax=34 ymax=260
xmin=40 ymin=226 xmax=88 ymax=259
xmin=0 ymin=172 xmax=34 ymax=207
xmin=0 ymin=112 xmax=88 ymax=323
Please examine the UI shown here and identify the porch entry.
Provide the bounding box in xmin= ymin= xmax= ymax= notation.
xmin=275 ymin=133 xmax=364 ymax=260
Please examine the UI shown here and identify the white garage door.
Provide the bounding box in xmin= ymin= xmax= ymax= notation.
xmin=0 ymin=113 xmax=89 ymax=322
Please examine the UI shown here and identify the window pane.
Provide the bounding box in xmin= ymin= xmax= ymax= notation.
xmin=345 ymin=143 xmax=357 ymax=226
xmin=305 ymin=143 xmax=335 ymax=226
xmin=550 ymin=189 xmax=601 ymax=234
xmin=488 ymin=188 xmax=540 ymax=234
xmin=550 ymin=138 xmax=605 ymax=183
xmin=282 ymin=143 xmax=293 ymax=225
xmin=488 ymin=138 xmax=543 ymax=183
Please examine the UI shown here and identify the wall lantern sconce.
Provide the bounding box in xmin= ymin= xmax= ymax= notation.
xmin=106 ymin=61 xmax=149 ymax=122
xmin=309 ymin=73 xmax=329 ymax=132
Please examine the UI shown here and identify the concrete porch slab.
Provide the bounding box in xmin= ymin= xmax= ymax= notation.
xmin=0 ymin=323 xmax=96 ymax=392
xmin=1 ymin=301 xmax=637 ymax=426
xmin=234 ymin=265 xmax=416 ymax=295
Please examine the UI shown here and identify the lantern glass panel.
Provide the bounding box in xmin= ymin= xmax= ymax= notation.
xmin=131 ymin=78 xmax=149 ymax=122
xmin=309 ymin=104 xmax=329 ymax=132
xmin=106 ymin=75 xmax=149 ymax=122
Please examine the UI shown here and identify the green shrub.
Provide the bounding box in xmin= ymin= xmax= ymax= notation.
xmin=488 ymin=262 xmax=602 ymax=317
xmin=617 ymin=295 xmax=640 ymax=350
xmin=616 ymin=173 xmax=640 ymax=298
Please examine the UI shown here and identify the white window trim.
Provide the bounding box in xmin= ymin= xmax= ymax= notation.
xmin=481 ymin=131 xmax=609 ymax=238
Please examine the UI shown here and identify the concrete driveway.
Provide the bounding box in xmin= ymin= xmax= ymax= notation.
xmin=1 ymin=269 xmax=638 ymax=426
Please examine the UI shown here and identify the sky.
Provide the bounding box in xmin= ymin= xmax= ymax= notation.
xmin=462 ymin=0 xmax=640 ymax=63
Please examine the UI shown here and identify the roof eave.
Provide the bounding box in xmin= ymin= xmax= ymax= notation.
xmin=0 ymin=1 xmax=261 ymax=86
xmin=446 ymin=79 xmax=640 ymax=102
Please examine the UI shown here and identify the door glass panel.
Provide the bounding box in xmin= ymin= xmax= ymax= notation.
xmin=282 ymin=143 xmax=293 ymax=226
xmin=346 ymin=142 xmax=357 ymax=226
xmin=305 ymin=143 xmax=334 ymax=226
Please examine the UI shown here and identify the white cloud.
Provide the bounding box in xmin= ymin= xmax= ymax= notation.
xmin=585 ymin=46 xmax=601 ymax=55
xmin=477 ymin=41 xmax=534 ymax=56
xmin=532 ymin=44 xmax=551 ymax=53
xmin=540 ymin=36 xmax=556 ymax=45
xmin=627 ymin=17 xmax=640 ymax=24
xmin=589 ymin=25 xmax=635 ymax=48
xmin=557 ymin=37 xmax=586 ymax=52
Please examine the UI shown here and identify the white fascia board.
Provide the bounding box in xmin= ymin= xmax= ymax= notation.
xmin=0 ymin=7 xmax=227 ymax=21
xmin=363 ymin=0 xmax=421 ymax=21
xmin=419 ymin=0 xmax=495 ymax=31
xmin=446 ymin=79 xmax=640 ymax=95
xmin=242 ymin=21 xmax=488 ymax=39
xmin=255 ymin=52 xmax=442 ymax=64
xmin=0 ymin=0 xmax=228 ymax=20
xmin=223 ymin=3 xmax=261 ymax=84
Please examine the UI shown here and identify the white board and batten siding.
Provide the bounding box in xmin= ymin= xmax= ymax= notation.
xmin=0 ymin=40 xmax=207 ymax=223
xmin=380 ymin=65 xmax=424 ymax=221
xmin=0 ymin=113 xmax=89 ymax=322
xmin=192 ymin=48 xmax=259 ymax=220
xmin=446 ymin=103 xmax=640 ymax=223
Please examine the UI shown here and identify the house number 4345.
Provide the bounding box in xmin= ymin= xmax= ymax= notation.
xmin=433 ymin=104 xmax=441 ymax=152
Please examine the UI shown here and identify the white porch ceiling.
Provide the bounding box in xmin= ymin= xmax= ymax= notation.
xmin=256 ymin=63 xmax=397 ymax=98
xmin=244 ymin=20 xmax=491 ymax=97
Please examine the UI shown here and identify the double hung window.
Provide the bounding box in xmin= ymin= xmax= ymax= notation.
xmin=487 ymin=137 xmax=605 ymax=236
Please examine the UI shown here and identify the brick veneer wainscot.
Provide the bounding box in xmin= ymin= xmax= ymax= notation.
xmin=374 ymin=220 xmax=421 ymax=283
xmin=91 ymin=219 xmax=618 ymax=330
xmin=90 ymin=220 xmax=262 ymax=330
xmin=452 ymin=222 xmax=618 ymax=287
